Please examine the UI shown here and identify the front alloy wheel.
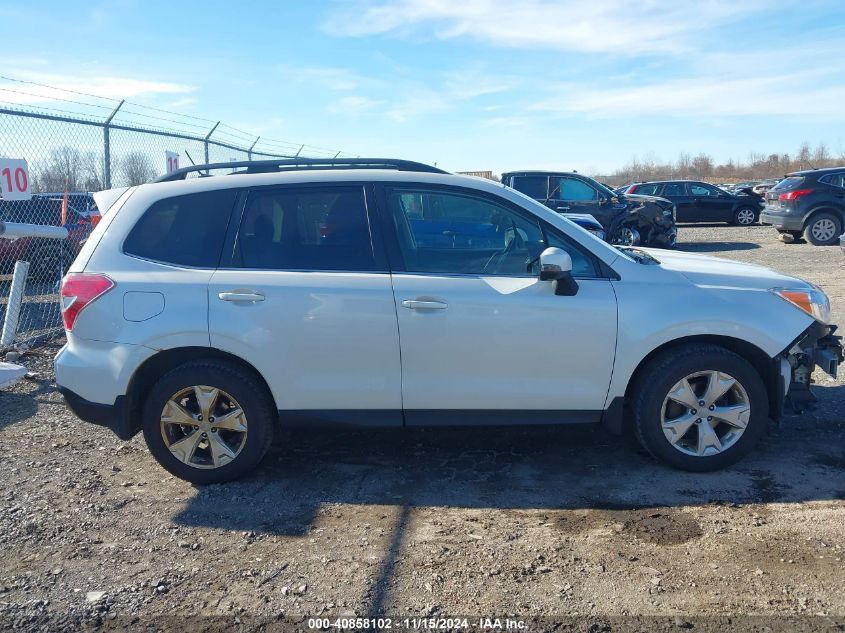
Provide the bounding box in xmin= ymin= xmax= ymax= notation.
xmin=661 ymin=371 xmax=750 ymax=457
xmin=734 ymin=208 xmax=757 ymax=226
xmin=632 ymin=344 xmax=767 ymax=471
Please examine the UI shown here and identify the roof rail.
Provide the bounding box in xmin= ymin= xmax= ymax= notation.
xmin=154 ymin=157 xmax=448 ymax=182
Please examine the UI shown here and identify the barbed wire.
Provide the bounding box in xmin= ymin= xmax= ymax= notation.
xmin=0 ymin=74 xmax=350 ymax=158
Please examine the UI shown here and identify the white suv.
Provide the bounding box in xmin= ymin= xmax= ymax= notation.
xmin=55 ymin=159 xmax=843 ymax=484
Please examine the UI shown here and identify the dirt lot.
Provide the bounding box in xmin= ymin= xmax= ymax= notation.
xmin=1 ymin=224 xmax=843 ymax=632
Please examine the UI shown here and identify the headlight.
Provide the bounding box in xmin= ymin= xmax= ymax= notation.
xmin=771 ymin=285 xmax=831 ymax=323
xmin=588 ymin=228 xmax=606 ymax=241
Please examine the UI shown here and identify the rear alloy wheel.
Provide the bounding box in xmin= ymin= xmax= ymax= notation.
xmin=733 ymin=207 xmax=757 ymax=226
xmin=632 ymin=345 xmax=767 ymax=471
xmin=803 ymin=212 xmax=842 ymax=246
xmin=143 ymin=360 xmax=274 ymax=484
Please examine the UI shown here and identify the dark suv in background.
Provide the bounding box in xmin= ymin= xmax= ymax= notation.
xmin=622 ymin=180 xmax=764 ymax=225
xmin=761 ymin=167 xmax=845 ymax=246
xmin=502 ymin=171 xmax=676 ymax=247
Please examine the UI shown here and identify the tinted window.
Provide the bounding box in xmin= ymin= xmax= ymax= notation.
xmin=552 ymin=177 xmax=597 ymax=201
xmin=233 ymin=186 xmax=376 ymax=271
xmin=387 ymin=188 xmax=545 ymax=276
xmin=661 ymin=183 xmax=686 ymax=197
xmin=771 ymin=177 xmax=804 ymax=191
xmin=820 ymin=173 xmax=845 ymax=188
xmin=508 ymin=175 xmax=548 ymax=199
xmin=124 ymin=190 xmax=236 ymax=267
xmin=632 ymin=184 xmax=660 ymax=196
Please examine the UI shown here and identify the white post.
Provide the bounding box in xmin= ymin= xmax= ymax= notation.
xmin=1 ymin=260 xmax=30 ymax=347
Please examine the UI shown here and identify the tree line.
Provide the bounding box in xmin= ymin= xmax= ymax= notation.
xmin=595 ymin=142 xmax=844 ymax=187
xmin=29 ymin=146 xmax=157 ymax=192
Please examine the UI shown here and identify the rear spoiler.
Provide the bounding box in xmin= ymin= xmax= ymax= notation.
xmin=92 ymin=187 xmax=130 ymax=215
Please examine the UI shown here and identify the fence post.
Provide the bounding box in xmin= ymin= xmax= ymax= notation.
xmin=204 ymin=121 xmax=220 ymax=164
xmin=248 ymin=136 xmax=260 ymax=160
xmin=103 ymin=99 xmax=124 ymax=188
xmin=1 ymin=261 xmax=30 ymax=347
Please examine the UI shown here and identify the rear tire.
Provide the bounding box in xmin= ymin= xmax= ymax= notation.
xmin=732 ymin=207 xmax=758 ymax=226
xmin=803 ymin=212 xmax=842 ymax=246
xmin=142 ymin=360 xmax=275 ymax=484
xmin=631 ymin=344 xmax=768 ymax=472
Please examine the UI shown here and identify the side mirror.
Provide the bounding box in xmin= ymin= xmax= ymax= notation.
xmin=539 ymin=247 xmax=578 ymax=296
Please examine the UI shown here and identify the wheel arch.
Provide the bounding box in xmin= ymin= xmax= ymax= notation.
xmin=621 ymin=334 xmax=780 ymax=427
xmin=803 ymin=205 xmax=844 ymax=227
xmin=124 ymin=346 xmax=277 ymax=437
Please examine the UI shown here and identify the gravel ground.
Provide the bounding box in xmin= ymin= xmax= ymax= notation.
xmin=0 ymin=223 xmax=843 ymax=632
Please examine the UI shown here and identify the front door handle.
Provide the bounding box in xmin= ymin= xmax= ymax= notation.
xmin=556 ymin=206 xmax=571 ymax=211
xmin=218 ymin=291 xmax=265 ymax=303
xmin=402 ymin=299 xmax=448 ymax=310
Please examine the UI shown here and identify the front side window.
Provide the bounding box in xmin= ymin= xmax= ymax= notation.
xmin=123 ymin=189 xmax=237 ymax=267
xmin=233 ymin=186 xmax=376 ymax=271
xmin=552 ymin=177 xmax=598 ymax=202
xmin=508 ymin=175 xmax=548 ymax=199
xmin=386 ymin=187 xmax=598 ymax=278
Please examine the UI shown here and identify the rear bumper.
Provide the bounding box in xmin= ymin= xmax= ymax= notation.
xmin=58 ymin=387 xmax=136 ymax=440
xmin=760 ymin=211 xmax=803 ymax=231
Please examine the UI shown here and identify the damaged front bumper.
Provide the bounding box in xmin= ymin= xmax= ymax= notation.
xmin=780 ymin=322 xmax=843 ymax=413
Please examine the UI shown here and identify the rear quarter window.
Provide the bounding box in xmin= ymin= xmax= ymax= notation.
xmin=123 ymin=189 xmax=237 ymax=267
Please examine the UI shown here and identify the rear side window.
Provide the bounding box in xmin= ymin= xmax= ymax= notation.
xmin=661 ymin=183 xmax=686 ymax=197
xmin=233 ymin=186 xmax=377 ymax=271
xmin=819 ymin=173 xmax=845 ymax=188
xmin=123 ymin=190 xmax=237 ymax=267
xmin=508 ymin=175 xmax=548 ymax=199
xmin=632 ymin=183 xmax=660 ymax=196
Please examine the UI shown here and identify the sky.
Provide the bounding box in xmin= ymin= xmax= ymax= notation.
xmin=1 ymin=0 xmax=844 ymax=174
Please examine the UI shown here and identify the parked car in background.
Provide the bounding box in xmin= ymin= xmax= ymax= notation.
xmin=752 ymin=181 xmax=778 ymax=197
xmin=761 ymin=167 xmax=845 ymax=246
xmin=0 ymin=196 xmax=92 ymax=278
xmin=502 ymin=171 xmax=676 ymax=247
xmin=622 ymin=180 xmax=764 ymax=225
xmin=840 ymin=232 xmax=845 ymax=255
xmin=54 ymin=158 xmax=842 ymax=483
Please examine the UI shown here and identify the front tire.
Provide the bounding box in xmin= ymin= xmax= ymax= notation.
xmin=142 ymin=360 xmax=275 ymax=484
xmin=803 ymin=212 xmax=842 ymax=246
xmin=631 ymin=345 xmax=767 ymax=471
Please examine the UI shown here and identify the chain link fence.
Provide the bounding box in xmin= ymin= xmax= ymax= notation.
xmin=0 ymin=81 xmax=351 ymax=351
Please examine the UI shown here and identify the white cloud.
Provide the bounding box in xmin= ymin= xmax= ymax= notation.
xmin=532 ymin=73 xmax=845 ymax=119
xmin=323 ymin=0 xmax=779 ymax=55
xmin=0 ymin=70 xmax=194 ymax=106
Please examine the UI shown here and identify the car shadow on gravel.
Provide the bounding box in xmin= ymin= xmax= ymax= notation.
xmin=172 ymin=395 xmax=845 ymax=537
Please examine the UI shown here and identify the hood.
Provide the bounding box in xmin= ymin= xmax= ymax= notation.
xmin=639 ymin=247 xmax=810 ymax=290
xmin=620 ymin=192 xmax=673 ymax=211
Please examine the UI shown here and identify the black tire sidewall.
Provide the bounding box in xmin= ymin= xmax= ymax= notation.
xmin=634 ymin=347 xmax=768 ymax=472
xmin=803 ymin=212 xmax=842 ymax=246
xmin=142 ymin=361 xmax=274 ymax=484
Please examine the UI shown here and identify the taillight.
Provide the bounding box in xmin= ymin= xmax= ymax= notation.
xmin=60 ymin=273 xmax=114 ymax=331
xmin=778 ymin=188 xmax=812 ymax=201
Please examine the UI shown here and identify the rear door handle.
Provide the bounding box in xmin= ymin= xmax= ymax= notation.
xmin=218 ymin=291 xmax=265 ymax=302
xmin=402 ymin=299 xmax=448 ymax=310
